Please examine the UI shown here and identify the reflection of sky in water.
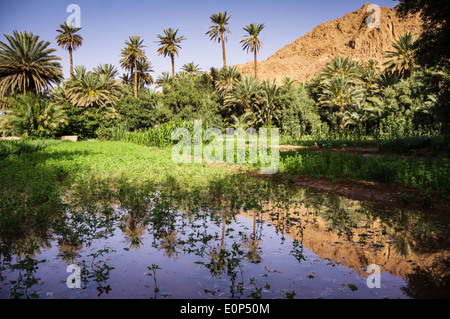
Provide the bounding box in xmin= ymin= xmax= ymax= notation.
xmin=0 ymin=208 xmax=414 ymax=299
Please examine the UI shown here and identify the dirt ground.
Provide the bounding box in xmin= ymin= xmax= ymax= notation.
xmin=256 ymin=172 xmax=450 ymax=214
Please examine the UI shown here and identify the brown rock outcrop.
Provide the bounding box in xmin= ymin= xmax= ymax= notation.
xmin=236 ymin=3 xmax=423 ymax=83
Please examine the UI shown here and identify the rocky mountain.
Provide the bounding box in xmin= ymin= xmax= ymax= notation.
xmin=236 ymin=3 xmax=423 ymax=83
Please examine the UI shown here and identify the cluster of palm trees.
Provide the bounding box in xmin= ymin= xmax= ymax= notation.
xmin=1 ymin=11 xmax=266 ymax=98
xmin=315 ymin=32 xmax=420 ymax=132
xmin=0 ymin=10 xmax=426 ymax=137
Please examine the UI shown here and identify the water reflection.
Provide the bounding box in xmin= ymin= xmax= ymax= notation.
xmin=0 ymin=179 xmax=448 ymax=299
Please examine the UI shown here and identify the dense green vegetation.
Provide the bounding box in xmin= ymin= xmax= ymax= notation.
xmin=1 ymin=8 xmax=448 ymax=143
xmin=0 ymin=4 xmax=449 ymax=198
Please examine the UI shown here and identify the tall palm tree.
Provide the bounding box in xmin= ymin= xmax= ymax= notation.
xmin=120 ymin=36 xmax=147 ymax=98
xmin=206 ymin=12 xmax=232 ymax=67
xmin=155 ymin=28 xmax=186 ymax=82
xmin=56 ymin=22 xmax=83 ymax=79
xmin=383 ymin=33 xmax=418 ymax=81
xmin=240 ymin=23 xmax=265 ymax=78
xmin=0 ymin=30 xmax=63 ymax=98
xmin=135 ymin=60 xmax=154 ymax=87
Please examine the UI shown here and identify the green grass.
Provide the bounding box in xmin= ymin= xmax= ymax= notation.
xmin=0 ymin=141 xmax=241 ymax=193
xmin=0 ymin=139 xmax=61 ymax=160
xmin=279 ymin=149 xmax=450 ymax=194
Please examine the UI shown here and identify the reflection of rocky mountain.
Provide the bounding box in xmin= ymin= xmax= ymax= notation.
xmin=237 ymin=3 xmax=422 ymax=83
xmin=239 ymin=190 xmax=449 ymax=297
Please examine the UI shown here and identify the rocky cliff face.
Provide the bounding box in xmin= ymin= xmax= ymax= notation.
xmin=236 ymin=3 xmax=423 ymax=82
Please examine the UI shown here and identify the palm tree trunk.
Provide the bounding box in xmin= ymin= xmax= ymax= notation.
xmin=254 ymin=50 xmax=258 ymax=78
xmin=339 ymin=104 xmax=346 ymax=133
xmin=222 ymin=40 xmax=227 ymax=68
xmin=134 ymin=60 xmax=138 ymax=98
xmin=221 ymin=219 xmax=226 ymax=248
xmin=69 ymin=47 xmax=74 ymax=79
xmin=171 ymin=54 xmax=175 ymax=82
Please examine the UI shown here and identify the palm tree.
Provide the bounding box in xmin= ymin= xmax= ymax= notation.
xmin=257 ymin=80 xmax=281 ymax=126
xmin=230 ymin=112 xmax=255 ymax=130
xmin=120 ymin=73 xmax=131 ymax=85
xmin=50 ymin=82 xmax=70 ymax=105
xmin=320 ymin=56 xmax=362 ymax=85
xmin=135 ymin=60 xmax=154 ymax=87
xmin=240 ymin=23 xmax=265 ymax=78
xmin=182 ymin=62 xmax=201 ymax=78
xmin=206 ymin=12 xmax=232 ymax=67
xmin=224 ymin=76 xmax=261 ymax=115
xmin=155 ymin=72 xmax=172 ymax=88
xmin=56 ymin=22 xmax=83 ymax=79
xmin=120 ymin=36 xmax=147 ymax=98
xmin=215 ymin=65 xmax=241 ymax=97
xmin=66 ymin=66 xmax=121 ymax=108
xmin=280 ymin=77 xmax=298 ymax=89
xmin=383 ymin=33 xmax=418 ymax=80
xmin=1 ymin=92 xmax=67 ymax=137
xmin=0 ymin=30 xmax=63 ymax=98
xmin=319 ymin=75 xmax=364 ymax=131
xmin=155 ymin=28 xmax=186 ymax=82
xmin=93 ymin=63 xmax=119 ymax=80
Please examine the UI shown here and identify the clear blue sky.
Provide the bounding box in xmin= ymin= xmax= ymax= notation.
xmin=0 ymin=0 xmax=399 ymax=80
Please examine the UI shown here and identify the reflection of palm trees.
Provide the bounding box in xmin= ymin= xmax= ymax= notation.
xmin=158 ymin=230 xmax=181 ymax=258
xmin=204 ymin=209 xmax=236 ymax=277
xmin=57 ymin=239 xmax=83 ymax=264
xmin=242 ymin=210 xmax=262 ymax=263
xmin=15 ymin=236 xmax=52 ymax=260
xmin=388 ymin=225 xmax=416 ymax=258
xmin=325 ymin=209 xmax=355 ymax=241
xmin=383 ymin=211 xmax=418 ymax=258
xmin=121 ymin=211 xmax=147 ymax=249
xmin=205 ymin=244 xmax=228 ymax=278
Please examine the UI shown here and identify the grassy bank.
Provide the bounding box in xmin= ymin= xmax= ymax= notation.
xmin=2 ymin=139 xmax=449 ymax=194
xmin=279 ymin=149 xmax=450 ymax=194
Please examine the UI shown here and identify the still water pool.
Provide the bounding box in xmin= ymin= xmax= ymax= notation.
xmin=0 ymin=187 xmax=448 ymax=299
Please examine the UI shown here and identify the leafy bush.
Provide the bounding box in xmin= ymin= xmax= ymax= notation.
xmin=280 ymin=86 xmax=323 ymax=139
xmin=57 ymin=102 xmax=118 ymax=139
xmin=115 ymin=93 xmax=163 ymax=131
